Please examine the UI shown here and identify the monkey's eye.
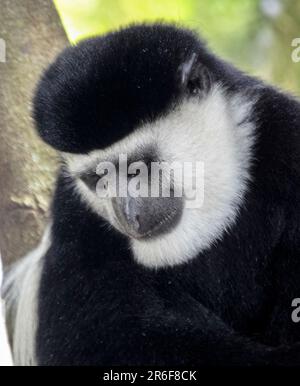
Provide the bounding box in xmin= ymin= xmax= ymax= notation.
xmin=80 ymin=169 xmax=108 ymax=190
xmin=97 ymin=169 xmax=109 ymax=179
xmin=127 ymin=169 xmax=140 ymax=179
xmin=79 ymin=171 xmax=99 ymax=190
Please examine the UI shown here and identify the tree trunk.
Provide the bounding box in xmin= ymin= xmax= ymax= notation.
xmin=0 ymin=0 xmax=68 ymax=265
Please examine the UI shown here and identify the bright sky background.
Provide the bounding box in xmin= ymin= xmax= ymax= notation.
xmin=53 ymin=0 xmax=300 ymax=93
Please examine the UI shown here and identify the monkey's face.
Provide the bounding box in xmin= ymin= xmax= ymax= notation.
xmin=34 ymin=24 xmax=255 ymax=268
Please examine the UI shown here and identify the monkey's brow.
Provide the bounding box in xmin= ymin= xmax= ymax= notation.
xmin=71 ymin=143 xmax=161 ymax=177
xmin=126 ymin=145 xmax=160 ymax=165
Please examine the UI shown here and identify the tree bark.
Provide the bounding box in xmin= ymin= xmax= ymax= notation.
xmin=0 ymin=0 xmax=68 ymax=265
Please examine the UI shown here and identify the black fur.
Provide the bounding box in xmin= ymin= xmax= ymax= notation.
xmin=33 ymin=24 xmax=248 ymax=153
xmin=34 ymin=24 xmax=198 ymax=153
xmin=34 ymin=24 xmax=300 ymax=366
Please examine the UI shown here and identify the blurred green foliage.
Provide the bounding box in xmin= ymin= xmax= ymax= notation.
xmin=54 ymin=0 xmax=300 ymax=93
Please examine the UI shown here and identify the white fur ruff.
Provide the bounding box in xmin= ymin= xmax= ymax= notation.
xmin=65 ymin=85 xmax=256 ymax=268
xmin=1 ymin=227 xmax=50 ymax=366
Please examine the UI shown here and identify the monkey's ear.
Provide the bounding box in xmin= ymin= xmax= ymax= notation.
xmin=178 ymin=53 xmax=212 ymax=96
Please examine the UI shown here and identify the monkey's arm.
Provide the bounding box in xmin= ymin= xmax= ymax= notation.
xmin=9 ymin=239 xmax=298 ymax=366
xmin=34 ymin=181 xmax=300 ymax=366
xmin=107 ymin=293 xmax=300 ymax=367
xmin=36 ymin=265 xmax=300 ymax=366
xmin=263 ymin=238 xmax=300 ymax=346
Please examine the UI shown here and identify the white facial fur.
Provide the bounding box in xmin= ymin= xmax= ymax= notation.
xmin=2 ymin=225 xmax=51 ymax=365
xmin=64 ymin=84 xmax=256 ymax=268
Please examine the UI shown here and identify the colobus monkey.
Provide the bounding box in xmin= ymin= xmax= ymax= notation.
xmin=3 ymin=23 xmax=300 ymax=366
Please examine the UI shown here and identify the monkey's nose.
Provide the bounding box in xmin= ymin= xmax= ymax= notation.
xmin=112 ymin=195 xmax=183 ymax=239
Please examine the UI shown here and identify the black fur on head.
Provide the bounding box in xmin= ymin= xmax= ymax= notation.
xmin=33 ymin=24 xmax=215 ymax=154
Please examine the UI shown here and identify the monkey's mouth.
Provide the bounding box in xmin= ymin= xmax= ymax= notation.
xmin=111 ymin=196 xmax=183 ymax=240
